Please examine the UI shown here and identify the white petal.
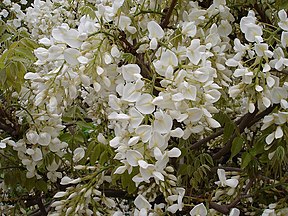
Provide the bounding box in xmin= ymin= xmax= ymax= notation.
xmin=153 ymin=111 xmax=172 ymax=134
xmin=108 ymin=112 xmax=130 ymax=120
xmin=170 ymin=128 xmax=184 ymax=138
xmin=64 ymin=48 xmax=81 ymax=66
xmin=229 ymin=208 xmax=240 ymax=216
xmin=73 ymin=147 xmax=85 ymax=162
xmin=153 ymin=171 xmax=164 ymax=181
xmin=136 ymin=94 xmax=155 ymax=114
xmin=147 ymin=21 xmax=164 ymax=39
xmin=206 ymin=117 xmax=221 ymax=128
xmin=121 ymin=64 xmax=141 ymax=81
xmin=150 ymin=38 xmax=158 ymax=50
xmin=183 ymin=85 xmax=197 ymax=101
xmin=139 ymin=209 xmax=148 ymax=216
xmin=275 ymin=126 xmax=283 ymax=139
xmin=168 ymin=204 xmax=180 ymax=214
xmin=24 ymin=72 xmax=41 ymax=80
xmin=154 ymin=147 xmax=163 ymax=161
xmin=129 ymin=107 xmax=144 ymax=128
xmin=134 ymin=195 xmax=151 ymax=210
xmin=248 ymin=102 xmax=255 ymax=113
xmin=54 ymin=191 xmax=67 ymax=198
xmin=226 ymin=58 xmax=239 ymax=67
xmin=138 ymin=160 xmax=149 ymax=169
xmin=39 ymin=38 xmax=51 ymax=46
xmin=110 ymin=136 xmax=121 ymax=148
xmin=278 ymin=9 xmax=287 ymax=21
xmin=114 ymin=166 xmax=127 ymax=174
xmin=65 ymin=29 xmax=82 ymax=48
xmin=189 ymin=203 xmax=207 ymax=216
xmin=38 ymin=132 xmax=51 ymax=146
xmin=226 ymin=179 xmax=239 ymax=188
xmin=126 ymin=150 xmax=143 ymax=166
xmin=135 ymin=125 xmax=152 ymax=143
xmin=217 ymin=169 xmax=227 ymax=185
xmin=32 ymin=148 xmax=43 ymax=161
xmin=0 ymin=142 xmax=6 ymax=148
xmin=255 ymin=85 xmax=263 ymax=92
xmin=187 ymin=108 xmax=203 ymax=123
xmin=26 ymin=131 xmax=39 ymax=144
xmin=168 ymin=148 xmax=181 ymax=157
xmin=60 ymin=176 xmax=73 ymax=185
xmin=266 ymin=132 xmax=275 ymax=145
xmin=77 ymin=56 xmax=89 ymax=64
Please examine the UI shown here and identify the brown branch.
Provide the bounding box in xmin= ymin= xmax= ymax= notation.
xmin=271 ymin=70 xmax=288 ymax=76
xmin=190 ymin=114 xmax=247 ymax=150
xmin=253 ymin=3 xmax=272 ymax=25
xmin=212 ymin=109 xmax=258 ymax=160
xmin=36 ymin=199 xmax=47 ymax=216
xmin=191 ymin=129 xmax=224 ymax=150
xmin=246 ymin=105 xmax=277 ymax=128
xmin=118 ymin=30 xmax=152 ymax=79
xmin=212 ymin=105 xmax=277 ymax=160
xmin=211 ymin=166 xmax=242 ymax=172
xmin=209 ymin=178 xmax=254 ymax=214
xmin=160 ymin=0 xmax=178 ymax=28
xmin=209 ymin=202 xmax=230 ymax=215
xmin=0 ymin=104 xmax=22 ymax=138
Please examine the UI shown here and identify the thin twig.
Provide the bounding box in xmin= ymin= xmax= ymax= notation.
xmin=211 ymin=166 xmax=242 ymax=172
xmin=160 ymin=0 xmax=178 ymax=28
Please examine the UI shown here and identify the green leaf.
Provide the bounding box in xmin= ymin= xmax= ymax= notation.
xmin=241 ymin=152 xmax=252 ymax=169
xmin=14 ymin=47 xmax=35 ymax=61
xmin=59 ymin=133 xmax=72 ymax=142
xmin=99 ymin=150 xmax=108 ymax=165
xmin=205 ymin=154 xmax=214 ymax=166
xmin=36 ymin=180 xmax=48 ymax=193
xmin=223 ymin=122 xmax=235 ymax=143
xmin=214 ymin=112 xmax=229 ymax=126
xmin=231 ymin=136 xmax=245 ymax=159
xmin=0 ymin=33 xmax=12 ymax=44
xmin=178 ymin=164 xmax=187 ymax=176
xmin=76 ymin=121 xmax=93 ymax=129
xmin=79 ymin=5 xmax=97 ymax=19
xmin=121 ymin=170 xmax=138 ymax=194
xmin=276 ymin=0 xmax=288 ymax=9
xmin=24 ymin=177 xmax=36 ymax=191
xmin=90 ymin=144 xmax=101 ymax=164
xmin=20 ymin=38 xmax=39 ymax=50
xmin=127 ymin=180 xmax=137 ymax=194
xmin=0 ymin=69 xmax=7 ymax=85
xmin=74 ymin=132 xmax=85 ymax=143
xmin=0 ymin=23 xmax=6 ymax=35
xmin=250 ymin=137 xmax=265 ymax=156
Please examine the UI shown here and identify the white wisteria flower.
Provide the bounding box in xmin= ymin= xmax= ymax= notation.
xmin=134 ymin=195 xmax=151 ymax=215
xmin=278 ymin=9 xmax=288 ymax=31
xmin=215 ymin=169 xmax=239 ymax=188
xmin=189 ymin=203 xmax=207 ymax=216
xmin=229 ymin=208 xmax=240 ymax=216
xmin=73 ymin=147 xmax=85 ymax=162
xmin=147 ymin=20 xmax=165 ymax=49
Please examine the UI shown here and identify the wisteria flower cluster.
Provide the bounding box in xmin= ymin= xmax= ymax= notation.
xmin=0 ymin=0 xmax=288 ymax=215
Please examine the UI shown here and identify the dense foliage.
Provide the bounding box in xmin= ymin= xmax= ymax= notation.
xmin=0 ymin=0 xmax=288 ymax=215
